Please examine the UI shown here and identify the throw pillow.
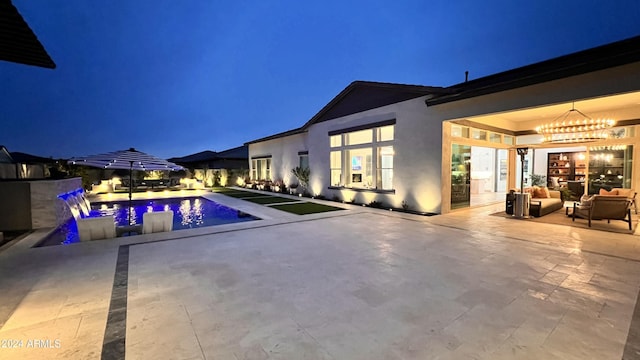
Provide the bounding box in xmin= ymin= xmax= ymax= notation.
xmin=599 ymin=188 xmax=618 ymax=195
xmin=533 ymin=186 xmax=549 ymax=198
xmin=614 ymin=188 xmax=632 ymax=197
xmin=541 ymin=187 xmax=551 ymax=198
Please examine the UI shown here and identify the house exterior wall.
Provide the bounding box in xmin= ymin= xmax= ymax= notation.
xmin=247 ymin=97 xmax=446 ymax=213
xmin=0 ymin=163 xmax=46 ymax=179
xmin=427 ymin=62 xmax=640 ymax=128
xmin=431 ymin=61 xmax=640 ymax=213
xmin=248 ymin=133 xmax=308 ymax=186
xmin=307 ymin=96 xmax=444 ymax=213
xmin=247 ymin=61 xmax=640 ymax=215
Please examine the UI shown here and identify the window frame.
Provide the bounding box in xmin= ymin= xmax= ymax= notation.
xmin=328 ymin=121 xmax=395 ymax=192
xmin=251 ymin=156 xmax=272 ymax=181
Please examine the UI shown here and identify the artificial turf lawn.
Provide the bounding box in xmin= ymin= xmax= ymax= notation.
xmin=212 ymin=189 xmax=268 ymax=198
xmin=244 ymin=196 xmax=300 ymax=205
xmin=211 ymin=187 xmax=238 ymax=192
xmin=269 ymin=202 xmax=344 ymax=215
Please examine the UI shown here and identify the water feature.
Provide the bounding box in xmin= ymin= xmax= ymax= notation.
xmin=58 ymin=188 xmax=91 ymax=220
xmin=38 ymin=196 xmax=259 ymax=246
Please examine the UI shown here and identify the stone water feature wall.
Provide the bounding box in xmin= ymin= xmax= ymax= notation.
xmin=0 ymin=177 xmax=82 ymax=231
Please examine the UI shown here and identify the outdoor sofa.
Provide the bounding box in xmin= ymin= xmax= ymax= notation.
xmin=525 ymin=187 xmax=563 ymax=217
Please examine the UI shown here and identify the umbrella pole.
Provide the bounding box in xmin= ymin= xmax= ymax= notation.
xmin=129 ymin=161 xmax=133 ymax=226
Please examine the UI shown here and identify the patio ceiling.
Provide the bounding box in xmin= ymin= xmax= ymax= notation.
xmin=461 ymin=90 xmax=640 ymax=133
xmin=0 ymin=0 xmax=55 ymax=69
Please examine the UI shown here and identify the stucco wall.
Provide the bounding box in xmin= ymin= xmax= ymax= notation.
xmin=307 ymin=96 xmax=444 ymax=213
xmin=247 ymin=61 xmax=640 ymax=215
xmin=248 ymin=133 xmax=308 ymax=186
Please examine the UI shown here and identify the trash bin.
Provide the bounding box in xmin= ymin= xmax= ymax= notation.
xmin=513 ymin=193 xmax=530 ymax=219
xmin=505 ymin=192 xmax=515 ymax=215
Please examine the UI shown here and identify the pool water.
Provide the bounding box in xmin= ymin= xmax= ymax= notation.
xmin=37 ymin=197 xmax=258 ymax=246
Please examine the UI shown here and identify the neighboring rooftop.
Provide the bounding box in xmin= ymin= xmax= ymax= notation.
xmin=245 ymin=127 xmax=306 ymax=145
xmin=169 ymin=145 xmax=249 ymax=164
xmin=10 ymin=151 xmax=55 ymax=164
xmin=169 ymin=150 xmax=218 ymax=164
xmin=0 ymin=0 xmax=55 ymax=69
xmin=215 ymin=145 xmax=248 ymax=159
xmin=0 ymin=145 xmax=14 ymax=163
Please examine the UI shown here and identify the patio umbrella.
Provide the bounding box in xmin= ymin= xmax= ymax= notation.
xmin=68 ymin=148 xmax=184 ymax=225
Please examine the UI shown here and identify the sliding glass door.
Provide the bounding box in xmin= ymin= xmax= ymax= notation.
xmin=451 ymin=144 xmax=471 ymax=209
xmin=588 ymin=145 xmax=634 ymax=194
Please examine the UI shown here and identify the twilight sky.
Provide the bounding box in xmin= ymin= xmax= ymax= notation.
xmin=2 ymin=0 xmax=640 ymax=159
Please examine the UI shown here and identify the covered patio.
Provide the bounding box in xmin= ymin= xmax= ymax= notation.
xmin=434 ymin=36 xmax=640 ymax=218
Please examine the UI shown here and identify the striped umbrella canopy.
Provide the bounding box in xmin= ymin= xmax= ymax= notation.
xmin=68 ymin=147 xmax=184 ymax=171
xmin=68 ymin=148 xmax=185 ymax=225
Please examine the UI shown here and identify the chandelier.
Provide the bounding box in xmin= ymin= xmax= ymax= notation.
xmin=535 ymin=103 xmax=615 ymax=143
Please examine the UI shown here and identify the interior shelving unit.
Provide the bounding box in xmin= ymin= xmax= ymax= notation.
xmin=547 ymin=152 xmax=586 ymax=183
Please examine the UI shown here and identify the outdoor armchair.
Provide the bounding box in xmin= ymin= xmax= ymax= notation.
xmin=572 ymin=195 xmax=633 ymax=230
xmin=611 ymin=188 xmax=638 ymax=214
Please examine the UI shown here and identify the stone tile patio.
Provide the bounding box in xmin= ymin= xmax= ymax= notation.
xmin=1 ymin=198 xmax=639 ymax=359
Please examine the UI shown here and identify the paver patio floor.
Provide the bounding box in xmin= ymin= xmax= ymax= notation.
xmin=1 ymin=200 xmax=640 ymax=359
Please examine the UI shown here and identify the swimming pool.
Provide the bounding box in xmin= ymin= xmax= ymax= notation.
xmin=37 ymin=197 xmax=258 ymax=246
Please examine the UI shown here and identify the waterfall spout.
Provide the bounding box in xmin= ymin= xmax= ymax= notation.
xmin=58 ymin=188 xmax=92 ymax=220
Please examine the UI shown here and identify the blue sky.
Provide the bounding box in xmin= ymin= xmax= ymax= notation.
xmin=2 ymin=0 xmax=639 ymax=159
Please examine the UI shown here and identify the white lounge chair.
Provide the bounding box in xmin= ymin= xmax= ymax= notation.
xmin=142 ymin=211 xmax=174 ymax=234
xmin=77 ymin=216 xmax=116 ymax=241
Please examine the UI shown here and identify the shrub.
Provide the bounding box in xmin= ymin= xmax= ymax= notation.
xmin=331 ymin=194 xmax=341 ymax=202
xmin=369 ymin=200 xmax=383 ymax=208
xmin=291 ymin=166 xmax=310 ymax=192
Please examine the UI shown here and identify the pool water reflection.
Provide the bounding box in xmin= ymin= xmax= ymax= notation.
xmin=38 ymin=197 xmax=258 ymax=246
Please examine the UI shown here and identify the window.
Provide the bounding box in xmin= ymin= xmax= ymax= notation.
xmin=330 ymin=135 xmax=342 ymax=147
xmin=329 ymin=123 xmax=394 ymax=190
xmin=503 ymin=135 xmax=514 ymax=145
xmin=472 ymin=129 xmax=487 ymax=141
xmin=347 ymin=148 xmax=373 ymax=188
xmin=489 ymin=133 xmax=501 ymax=143
xmin=330 ymin=151 xmax=341 ymax=186
xmin=378 ymin=126 xmax=394 ymax=141
xmin=451 ymin=125 xmax=469 ymax=138
xmin=345 ymin=129 xmax=372 ymax=145
xmin=251 ymin=158 xmax=271 ymax=180
xmin=377 ymin=146 xmax=393 ymax=190
xmin=299 ymin=154 xmax=309 ymax=169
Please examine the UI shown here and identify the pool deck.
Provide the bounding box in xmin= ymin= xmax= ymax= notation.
xmin=1 ymin=191 xmax=640 ymax=359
